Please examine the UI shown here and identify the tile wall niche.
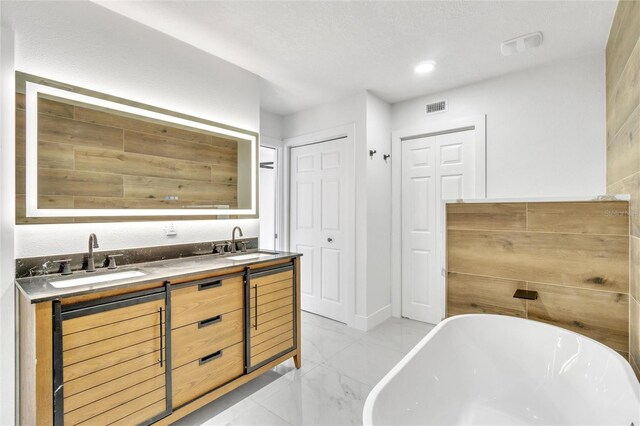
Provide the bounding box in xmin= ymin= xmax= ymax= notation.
xmin=446 ymin=201 xmax=630 ymax=357
xmin=605 ymin=0 xmax=640 ymax=377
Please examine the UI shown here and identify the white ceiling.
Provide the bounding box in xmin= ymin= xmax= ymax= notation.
xmin=95 ymin=0 xmax=616 ymax=116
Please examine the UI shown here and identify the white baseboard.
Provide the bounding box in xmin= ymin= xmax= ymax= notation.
xmin=352 ymin=304 xmax=392 ymax=331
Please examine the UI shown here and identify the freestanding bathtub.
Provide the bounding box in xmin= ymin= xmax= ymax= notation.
xmin=364 ymin=314 xmax=640 ymax=425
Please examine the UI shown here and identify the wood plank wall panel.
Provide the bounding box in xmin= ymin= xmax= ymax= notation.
xmin=606 ymin=0 xmax=640 ymax=93
xmin=447 ymin=228 xmax=629 ymax=292
xmin=526 ymin=201 xmax=629 ymax=234
xmin=527 ymin=283 xmax=629 ymax=352
xmin=607 ymin=106 xmax=640 ymax=185
xmin=606 ymin=38 xmax=640 ymax=142
xmin=15 ymin=93 xmax=240 ymax=223
xmin=446 ymin=203 xmax=526 ymax=231
xmin=447 ymin=272 xmax=526 ymax=318
xmin=605 ymin=0 xmax=640 ymax=378
xmin=446 ymin=201 xmax=630 ymax=356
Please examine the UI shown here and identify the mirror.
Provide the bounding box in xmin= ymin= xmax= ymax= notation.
xmin=15 ymin=72 xmax=258 ymax=223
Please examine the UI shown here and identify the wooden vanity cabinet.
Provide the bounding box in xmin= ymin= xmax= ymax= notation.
xmin=18 ymin=255 xmax=301 ymax=426
xmin=54 ymin=286 xmax=171 ymax=426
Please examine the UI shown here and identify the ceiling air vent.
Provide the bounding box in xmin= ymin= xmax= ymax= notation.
xmin=426 ymin=100 xmax=447 ymax=115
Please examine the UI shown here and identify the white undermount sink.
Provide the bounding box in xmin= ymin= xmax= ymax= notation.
xmin=49 ymin=270 xmax=147 ymax=288
xmin=226 ymin=252 xmax=278 ymax=261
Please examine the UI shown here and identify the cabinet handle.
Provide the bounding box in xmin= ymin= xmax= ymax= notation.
xmin=158 ymin=307 xmax=164 ymax=368
xmin=253 ymin=284 xmax=258 ymax=330
xmin=198 ymin=314 xmax=222 ymax=328
xmin=199 ymin=350 xmax=223 ymax=365
xmin=198 ymin=280 xmax=222 ymax=291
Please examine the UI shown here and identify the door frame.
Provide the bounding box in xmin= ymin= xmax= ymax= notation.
xmin=283 ymin=124 xmax=356 ymax=327
xmin=260 ymin=138 xmax=284 ymax=251
xmin=391 ymin=115 xmax=487 ymax=321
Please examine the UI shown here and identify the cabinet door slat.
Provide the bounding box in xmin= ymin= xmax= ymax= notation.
xmin=63 ymin=311 xmax=163 ymax=351
xmin=64 ymin=350 xmax=162 ymax=397
xmin=63 ymin=299 xmax=164 ymax=336
xmin=65 ymin=374 xmax=165 ymax=425
xmin=65 ymin=363 xmax=163 ymax=413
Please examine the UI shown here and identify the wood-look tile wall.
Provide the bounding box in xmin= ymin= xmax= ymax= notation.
xmin=446 ymin=201 xmax=630 ymax=355
xmin=15 ymin=93 xmax=240 ymax=224
xmin=605 ymin=0 xmax=640 ymax=377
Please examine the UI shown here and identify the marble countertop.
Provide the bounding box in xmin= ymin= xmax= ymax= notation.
xmin=16 ymin=250 xmax=299 ymax=303
xmin=444 ymin=194 xmax=630 ymax=204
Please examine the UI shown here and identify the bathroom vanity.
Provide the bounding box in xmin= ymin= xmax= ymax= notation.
xmin=16 ymin=250 xmax=301 ymax=425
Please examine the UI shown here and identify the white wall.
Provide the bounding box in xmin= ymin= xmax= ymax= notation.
xmin=3 ymin=2 xmax=259 ymax=132
xmin=0 ymin=22 xmax=16 ymax=426
xmin=283 ymin=92 xmax=370 ymax=322
xmin=14 ymin=219 xmax=260 ymax=258
xmin=259 ymin=111 xmax=285 ymax=251
xmin=365 ymin=93 xmax=392 ymax=322
xmin=283 ymin=91 xmax=392 ymax=329
xmin=391 ymin=52 xmax=607 ymax=198
xmin=260 ymin=110 xmax=284 ymax=140
xmin=259 ymin=146 xmax=277 ymax=250
xmin=2 ymin=1 xmax=263 ymax=259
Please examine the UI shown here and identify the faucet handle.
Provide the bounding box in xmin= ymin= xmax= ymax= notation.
xmin=53 ymin=259 xmax=73 ymax=275
xmin=213 ymin=243 xmax=226 ymax=255
xmin=106 ymin=254 xmax=123 ymax=269
xmin=238 ymin=241 xmax=248 ymax=252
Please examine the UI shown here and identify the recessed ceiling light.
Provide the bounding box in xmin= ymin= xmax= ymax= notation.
xmin=415 ymin=60 xmax=436 ymax=74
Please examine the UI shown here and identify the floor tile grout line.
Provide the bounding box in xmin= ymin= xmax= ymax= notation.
xmin=245 ymin=360 xmax=322 ymax=404
xmin=249 ymin=398 xmax=294 ymax=426
xmin=309 ymin=361 xmax=375 ymax=394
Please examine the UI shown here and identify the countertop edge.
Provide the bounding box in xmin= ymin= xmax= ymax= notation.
xmin=16 ymin=252 xmax=301 ymax=304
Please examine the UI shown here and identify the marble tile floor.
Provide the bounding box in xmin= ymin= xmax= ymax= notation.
xmin=173 ymin=312 xmax=435 ymax=426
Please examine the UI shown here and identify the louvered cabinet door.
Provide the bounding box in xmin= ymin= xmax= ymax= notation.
xmin=54 ymin=289 xmax=170 ymax=426
xmin=246 ymin=262 xmax=297 ymax=372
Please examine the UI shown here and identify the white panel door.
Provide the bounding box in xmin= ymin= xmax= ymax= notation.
xmin=401 ymin=130 xmax=475 ymax=323
xmin=401 ymin=136 xmax=437 ymax=323
xmin=290 ymin=139 xmax=347 ymax=322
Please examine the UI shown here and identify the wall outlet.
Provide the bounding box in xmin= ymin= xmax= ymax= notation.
xmin=164 ymin=222 xmax=177 ymax=237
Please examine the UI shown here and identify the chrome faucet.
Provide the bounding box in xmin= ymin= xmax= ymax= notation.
xmin=86 ymin=233 xmax=99 ymax=272
xmin=231 ymin=226 xmax=243 ymax=253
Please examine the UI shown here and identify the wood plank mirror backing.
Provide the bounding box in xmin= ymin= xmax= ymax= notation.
xmin=15 ymin=72 xmax=259 ymax=224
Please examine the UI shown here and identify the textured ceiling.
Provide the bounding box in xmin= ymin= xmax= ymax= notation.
xmin=95 ymin=1 xmax=617 ymax=115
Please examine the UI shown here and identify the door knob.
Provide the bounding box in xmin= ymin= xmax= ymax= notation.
xmin=327 ymin=238 xmax=333 ymax=243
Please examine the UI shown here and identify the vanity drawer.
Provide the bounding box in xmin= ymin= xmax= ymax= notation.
xmin=171 ymin=276 xmax=243 ymax=329
xmin=172 ymin=308 xmax=244 ymax=369
xmin=172 ymin=341 xmax=244 ymax=408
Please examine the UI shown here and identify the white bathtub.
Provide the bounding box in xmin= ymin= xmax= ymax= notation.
xmin=364 ymin=314 xmax=640 ymax=425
